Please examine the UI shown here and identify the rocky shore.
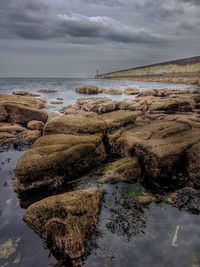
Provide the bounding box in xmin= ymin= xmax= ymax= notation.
xmin=1 ymin=85 xmax=200 ymax=266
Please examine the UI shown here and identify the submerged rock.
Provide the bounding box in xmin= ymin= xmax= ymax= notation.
xmin=14 ymin=134 xmax=105 ymax=193
xmin=37 ymin=89 xmax=58 ymax=93
xmin=24 ymin=188 xmax=103 ymax=262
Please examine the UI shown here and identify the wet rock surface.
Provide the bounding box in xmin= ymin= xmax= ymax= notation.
xmin=24 ymin=188 xmax=103 ymax=264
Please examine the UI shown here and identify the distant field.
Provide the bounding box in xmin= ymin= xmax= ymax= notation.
xmin=96 ymin=56 xmax=200 ymax=84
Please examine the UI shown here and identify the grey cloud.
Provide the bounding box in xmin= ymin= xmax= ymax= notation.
xmin=81 ymin=0 xmax=123 ymax=6
xmin=0 ymin=1 xmax=164 ymax=44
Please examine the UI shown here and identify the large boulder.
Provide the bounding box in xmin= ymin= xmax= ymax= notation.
xmin=108 ymin=115 xmax=200 ymax=187
xmin=3 ymin=103 xmax=48 ymax=124
xmin=75 ymin=85 xmax=99 ymax=94
xmin=14 ymin=134 xmax=105 ymax=194
xmin=44 ymin=113 xmax=106 ymax=135
xmin=24 ymin=188 xmax=103 ymax=262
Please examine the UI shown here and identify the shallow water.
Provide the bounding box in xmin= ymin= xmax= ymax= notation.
xmin=0 ymin=78 xmax=199 ymax=267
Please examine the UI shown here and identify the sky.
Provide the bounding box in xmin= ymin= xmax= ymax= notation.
xmin=0 ymin=0 xmax=199 ymax=78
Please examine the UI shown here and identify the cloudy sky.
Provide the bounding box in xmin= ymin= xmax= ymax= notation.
xmin=0 ymin=0 xmax=199 ymax=77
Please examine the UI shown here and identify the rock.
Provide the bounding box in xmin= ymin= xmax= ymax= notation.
xmin=14 ymin=134 xmax=105 ymax=193
xmin=0 ymin=105 xmax=8 ymax=122
xmin=57 ymin=97 xmax=63 ymax=101
xmin=24 ymin=188 xmax=103 ymax=262
xmin=13 ymin=90 xmax=40 ymax=97
xmin=37 ymin=89 xmax=58 ymax=93
xmin=0 ymin=132 xmax=15 ymax=143
xmin=108 ymin=115 xmax=200 ymax=188
xmin=76 ymin=97 xmax=116 ymax=114
xmin=124 ymin=87 xmax=140 ymax=95
xmin=75 ymin=85 xmax=99 ymax=94
xmin=3 ymin=103 xmax=48 ymax=124
xmin=186 ymin=143 xmax=200 ymax=188
xmin=21 ymin=129 xmax=41 ymax=143
xmin=0 ymin=93 xmax=46 ymax=109
xmin=50 ymin=100 xmax=63 ymax=105
xmin=165 ymin=187 xmax=200 ymax=214
xmin=27 ymin=120 xmax=44 ymax=131
xmin=100 ymin=110 xmax=137 ymax=132
xmin=100 ymin=157 xmax=141 ymax=183
xmin=0 ymin=123 xmax=25 ymax=133
xmin=44 ymin=113 xmax=106 ymax=135
xmin=103 ymin=88 xmax=122 ymax=95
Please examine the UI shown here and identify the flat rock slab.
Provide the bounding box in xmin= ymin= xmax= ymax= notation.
xmin=24 ymin=188 xmax=103 ymax=262
xmin=44 ymin=113 xmax=106 ymax=135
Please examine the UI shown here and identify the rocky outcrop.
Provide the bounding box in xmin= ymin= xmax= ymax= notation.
xmin=14 ymin=133 xmax=105 ymax=193
xmin=76 ymin=97 xmax=117 ymax=114
xmin=24 ymin=188 xmax=103 ymax=262
xmin=0 ymin=94 xmax=48 ymax=149
xmin=108 ymin=114 xmax=200 ymax=188
xmin=100 ymin=157 xmax=141 ymax=183
xmin=119 ymin=90 xmax=200 ymax=114
xmin=75 ymin=85 xmax=99 ymax=94
xmin=124 ymin=87 xmax=140 ymax=95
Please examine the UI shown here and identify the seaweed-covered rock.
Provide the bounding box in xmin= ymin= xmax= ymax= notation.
xmin=14 ymin=134 xmax=105 ymax=193
xmin=165 ymin=187 xmax=200 ymax=214
xmin=24 ymin=188 xmax=103 ymax=262
xmin=100 ymin=157 xmax=141 ymax=183
xmin=75 ymin=85 xmax=99 ymax=94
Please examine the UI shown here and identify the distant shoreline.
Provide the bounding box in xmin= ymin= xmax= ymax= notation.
xmin=96 ymin=56 xmax=200 ymax=85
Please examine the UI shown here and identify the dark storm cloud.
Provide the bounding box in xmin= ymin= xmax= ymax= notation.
xmin=0 ymin=0 xmax=164 ymax=44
